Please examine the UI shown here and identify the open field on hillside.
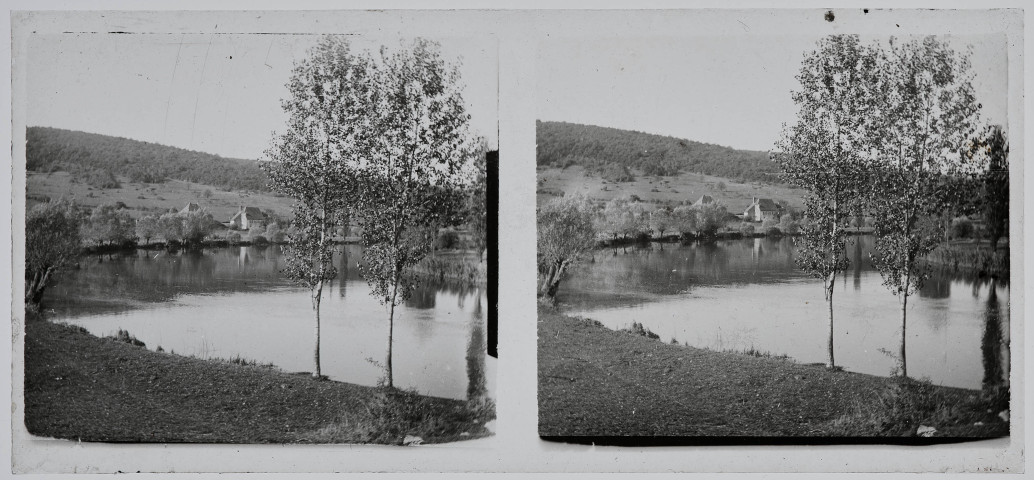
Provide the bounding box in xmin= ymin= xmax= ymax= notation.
xmin=26 ymin=171 xmax=294 ymax=223
xmin=536 ymin=165 xmax=806 ymax=213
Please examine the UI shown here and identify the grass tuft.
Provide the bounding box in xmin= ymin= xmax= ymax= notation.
xmin=107 ymin=328 xmax=146 ymax=348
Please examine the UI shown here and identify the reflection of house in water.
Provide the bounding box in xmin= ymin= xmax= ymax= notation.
xmin=238 ymin=246 xmax=252 ymax=267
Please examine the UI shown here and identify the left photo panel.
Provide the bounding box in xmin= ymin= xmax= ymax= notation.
xmin=17 ymin=26 xmax=497 ymax=447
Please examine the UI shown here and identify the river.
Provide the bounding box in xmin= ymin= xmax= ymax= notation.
xmin=559 ymin=235 xmax=1009 ymax=391
xmin=46 ymin=244 xmax=493 ymax=402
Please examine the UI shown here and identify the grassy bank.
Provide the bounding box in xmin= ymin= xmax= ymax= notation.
xmin=926 ymin=241 xmax=1009 ymax=278
xmin=538 ymin=307 xmax=1008 ymax=439
xmin=24 ymin=316 xmax=493 ymax=444
xmin=414 ymin=251 xmax=487 ymax=286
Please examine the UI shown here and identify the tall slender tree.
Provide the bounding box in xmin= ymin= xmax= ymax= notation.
xmin=866 ymin=36 xmax=982 ymax=378
xmin=775 ymin=35 xmax=879 ymax=369
xmin=263 ymin=36 xmax=375 ymax=379
xmin=355 ymin=39 xmax=479 ymax=389
xmin=966 ymin=125 xmax=1009 ymax=253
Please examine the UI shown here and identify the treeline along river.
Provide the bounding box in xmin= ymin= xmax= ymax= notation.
xmin=46 ymin=245 xmax=492 ymax=401
xmin=561 ymin=236 xmax=1009 ymax=391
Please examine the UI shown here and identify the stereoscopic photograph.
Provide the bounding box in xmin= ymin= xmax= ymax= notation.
xmin=16 ymin=19 xmax=497 ymax=448
xmin=536 ymin=29 xmax=1016 ymax=440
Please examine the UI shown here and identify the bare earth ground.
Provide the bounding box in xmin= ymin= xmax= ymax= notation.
xmin=24 ymin=317 xmax=492 ymax=444
xmin=538 ymin=307 xmax=1008 ymax=439
xmin=535 ymin=165 xmax=807 ymax=212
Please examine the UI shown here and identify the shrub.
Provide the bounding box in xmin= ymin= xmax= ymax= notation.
xmin=779 ymin=214 xmax=801 ymax=235
xmin=764 ymin=225 xmax=782 ymax=236
xmin=826 ymin=379 xmax=958 ymax=437
xmin=227 ymin=232 xmax=242 ymax=245
xmin=265 ymin=222 xmax=286 ymax=243
xmin=624 ymin=321 xmax=660 ymax=340
xmin=252 ymin=235 xmax=269 ymax=245
xmin=109 ymin=328 xmax=146 ymax=348
xmin=434 ymin=230 xmax=460 ymax=250
xmin=739 ymin=223 xmax=756 ymax=237
xmin=951 ymin=218 xmax=974 ymax=239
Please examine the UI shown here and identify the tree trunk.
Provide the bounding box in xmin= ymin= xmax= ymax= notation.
xmin=25 ymin=269 xmax=50 ymax=313
xmin=539 ymin=264 xmax=558 ymax=297
xmin=825 ymin=271 xmax=836 ymax=369
xmin=386 ymin=270 xmax=399 ymax=389
xmin=899 ymin=283 xmax=909 ymax=378
xmin=541 ymin=260 xmax=568 ymax=302
xmin=312 ymin=280 xmax=323 ymax=379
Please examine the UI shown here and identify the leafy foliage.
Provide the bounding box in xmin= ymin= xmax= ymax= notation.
xmin=599 ymin=196 xmax=648 ymax=240
xmin=537 ymin=195 xmax=599 ymax=301
xmin=965 ymin=125 xmax=1009 ymax=252
xmin=263 ymin=35 xmax=378 ymax=378
xmin=774 ymin=35 xmax=879 ymax=368
xmin=649 ymin=207 xmax=674 ymax=237
xmin=135 ymin=214 xmax=160 ymax=246
xmin=671 ymin=205 xmax=698 ymax=237
xmin=536 ymin=121 xmax=780 ymax=183
xmin=25 ymin=199 xmax=83 ymax=310
xmin=867 ymin=37 xmax=981 ymax=301
xmin=694 ymin=201 xmax=728 ymax=238
xmin=347 ymin=39 xmax=479 ymax=388
xmin=85 ymin=203 xmax=135 ymax=247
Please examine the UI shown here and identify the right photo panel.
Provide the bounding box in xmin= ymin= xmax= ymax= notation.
xmin=536 ymin=31 xmax=1011 ymax=441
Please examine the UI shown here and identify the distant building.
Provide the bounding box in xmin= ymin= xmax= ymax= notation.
xmin=179 ymin=202 xmax=202 ymax=214
xmin=743 ymin=197 xmax=782 ymax=223
xmin=229 ymin=206 xmax=269 ymax=230
xmin=692 ymin=195 xmax=716 ymax=207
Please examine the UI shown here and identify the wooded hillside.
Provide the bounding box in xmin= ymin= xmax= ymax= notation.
xmin=536 ymin=121 xmax=781 ymax=184
xmin=26 ymin=127 xmax=270 ymax=192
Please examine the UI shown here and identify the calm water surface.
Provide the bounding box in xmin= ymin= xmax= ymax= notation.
xmin=560 ymin=236 xmax=1009 ymax=391
xmin=48 ymin=245 xmax=492 ymax=401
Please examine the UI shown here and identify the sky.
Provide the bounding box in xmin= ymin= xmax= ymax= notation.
xmin=26 ymin=33 xmax=498 ymax=159
xmin=537 ymin=34 xmax=1008 ymax=152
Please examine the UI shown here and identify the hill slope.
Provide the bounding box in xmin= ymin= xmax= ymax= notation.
xmin=536 ymin=121 xmax=780 ymax=184
xmin=26 ymin=127 xmax=269 ymax=192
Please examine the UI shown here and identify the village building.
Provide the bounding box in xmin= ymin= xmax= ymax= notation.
xmin=691 ymin=195 xmax=716 ymax=207
xmin=229 ymin=206 xmax=269 ymax=230
xmin=743 ymin=197 xmax=783 ymax=223
xmin=179 ymin=202 xmax=203 ymax=214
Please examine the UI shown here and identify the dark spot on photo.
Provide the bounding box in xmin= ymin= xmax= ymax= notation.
xmin=825 ymin=11 xmax=835 ymax=22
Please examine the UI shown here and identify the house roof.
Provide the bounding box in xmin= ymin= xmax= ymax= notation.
xmin=757 ymin=199 xmax=781 ymax=211
xmin=692 ymin=195 xmax=715 ymax=206
xmin=242 ymin=207 xmax=266 ymax=218
xmin=231 ymin=206 xmax=268 ymax=222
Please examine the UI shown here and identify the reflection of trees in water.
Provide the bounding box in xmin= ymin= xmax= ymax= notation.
xmin=918 ymin=275 xmax=951 ymax=299
xmin=981 ymin=280 xmax=1007 ymax=393
xmin=466 ymin=295 xmax=490 ymax=410
xmin=851 ymin=235 xmax=864 ymax=291
xmin=405 ymin=284 xmax=437 ymax=309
